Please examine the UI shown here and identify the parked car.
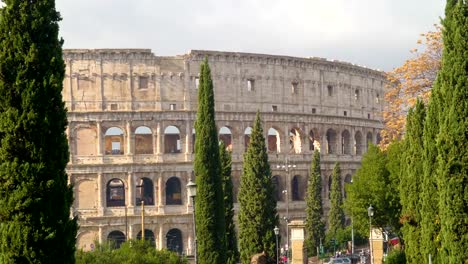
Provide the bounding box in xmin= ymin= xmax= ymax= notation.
xmin=326 ymin=257 xmax=352 ymax=264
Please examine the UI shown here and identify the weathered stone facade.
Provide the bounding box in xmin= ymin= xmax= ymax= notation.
xmin=63 ymin=49 xmax=385 ymax=255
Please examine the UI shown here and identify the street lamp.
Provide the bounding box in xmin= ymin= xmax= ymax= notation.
xmin=368 ymin=205 xmax=374 ymax=264
xmin=187 ymin=180 xmax=197 ymax=264
xmin=277 ymin=159 xmax=295 ymax=264
xmin=274 ymin=226 xmax=280 ymax=264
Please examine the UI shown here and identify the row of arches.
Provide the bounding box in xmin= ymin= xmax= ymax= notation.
xmin=78 ymin=124 xmax=376 ymax=156
xmin=107 ymin=228 xmax=183 ymax=254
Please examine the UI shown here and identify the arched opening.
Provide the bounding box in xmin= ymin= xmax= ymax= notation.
xmin=377 ymin=132 xmax=382 ymax=145
xmin=166 ymin=229 xmax=183 ymax=255
xmin=106 ymin=178 xmax=125 ymax=207
xmin=105 ymin=127 xmax=124 ymax=155
xmin=192 ymin=128 xmax=196 ymax=153
xmin=137 ymin=229 xmax=156 ymax=247
xmin=355 ymin=131 xmax=363 ymax=155
xmin=341 ymin=130 xmax=351 ymax=155
xmin=272 ymin=175 xmax=281 ymax=201
xmin=219 ymin=126 xmax=233 ymax=151
xmin=244 ymin=127 xmax=252 ymax=150
xmin=166 ymin=177 xmax=182 ymax=205
xmin=135 ymin=126 xmax=153 ymax=154
xmin=326 ymin=129 xmax=337 ymax=154
xmin=292 ymin=175 xmax=303 ymax=201
xmin=107 ymin=230 xmax=126 ymax=249
xmin=136 ymin=177 xmax=154 ymax=206
xmin=344 ymin=174 xmax=352 ymax=198
xmin=366 ymin=132 xmax=373 ymax=150
xmin=268 ymin=128 xmax=281 ymax=153
xmin=289 ymin=128 xmax=302 ymax=154
xmin=164 ymin=126 xmax=181 ymax=153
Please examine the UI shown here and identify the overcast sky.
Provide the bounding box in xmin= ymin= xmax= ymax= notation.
xmin=56 ymin=0 xmax=445 ymax=71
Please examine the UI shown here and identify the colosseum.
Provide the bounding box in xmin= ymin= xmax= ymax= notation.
xmin=63 ymin=49 xmax=385 ymax=256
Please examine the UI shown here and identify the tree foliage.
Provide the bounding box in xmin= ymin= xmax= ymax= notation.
xmin=0 ymin=0 xmax=77 ymax=262
xmin=219 ymin=142 xmax=239 ymax=264
xmin=193 ymin=58 xmax=226 ymax=263
xmin=75 ymin=240 xmax=188 ymax=264
xmin=327 ymin=162 xmax=345 ymax=238
xmin=381 ymin=25 xmax=442 ymax=148
xmin=305 ymin=150 xmax=325 ymax=256
xmin=238 ymin=112 xmax=278 ymax=264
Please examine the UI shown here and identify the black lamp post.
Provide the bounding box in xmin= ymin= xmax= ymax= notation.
xmin=274 ymin=226 xmax=280 ymax=264
xmin=368 ymin=205 xmax=374 ymax=264
xmin=187 ymin=180 xmax=197 ymax=264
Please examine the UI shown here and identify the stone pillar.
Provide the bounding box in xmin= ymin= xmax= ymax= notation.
xmin=289 ymin=220 xmax=306 ymax=264
xmin=127 ymin=172 xmax=134 ymax=208
xmin=96 ymin=121 xmax=103 ymax=155
xmin=370 ymin=228 xmax=384 ymax=264
xmin=97 ymin=173 xmax=104 ymax=216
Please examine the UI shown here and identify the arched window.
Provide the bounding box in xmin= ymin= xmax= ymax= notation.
xmin=272 ymin=175 xmax=281 ymax=201
xmin=341 ymin=130 xmax=351 ymax=155
xmin=289 ymin=128 xmax=302 ymax=154
xmin=292 ymin=175 xmax=302 ymax=201
xmin=166 ymin=177 xmax=182 ymax=205
xmin=244 ymin=127 xmax=252 ymax=150
xmin=354 ymin=89 xmax=360 ymax=101
xmin=107 ymin=178 xmax=125 ymax=207
xmin=107 ymin=230 xmax=126 ymax=249
xmin=136 ymin=177 xmax=154 ymax=206
xmin=366 ymin=132 xmax=373 ymax=149
xmin=166 ymin=229 xmax=183 ymax=255
xmin=164 ymin=126 xmax=181 ymax=153
xmin=137 ymin=229 xmax=156 ymax=247
xmin=326 ymin=129 xmax=337 ymax=154
xmin=105 ymin=127 xmax=124 ymax=155
xmin=219 ymin=126 xmax=233 ymax=151
xmin=268 ymin=128 xmax=281 ymax=153
xmin=355 ymin=131 xmax=363 ymax=155
xmin=135 ymin=126 xmax=153 ymax=154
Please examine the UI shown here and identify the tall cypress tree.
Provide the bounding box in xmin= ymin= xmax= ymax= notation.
xmin=305 ymin=150 xmax=325 ymax=256
xmin=219 ymin=142 xmax=239 ymax=264
xmin=0 ymin=0 xmax=77 ymax=262
xmin=193 ymin=58 xmax=226 ymax=263
xmin=399 ymin=99 xmax=425 ymax=263
xmin=238 ymin=112 xmax=278 ymax=263
xmin=327 ymin=162 xmax=345 ymax=238
xmin=433 ymin=1 xmax=468 ymax=262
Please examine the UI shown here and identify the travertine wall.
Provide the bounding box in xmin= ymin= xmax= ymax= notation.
xmin=64 ymin=49 xmax=385 ymax=255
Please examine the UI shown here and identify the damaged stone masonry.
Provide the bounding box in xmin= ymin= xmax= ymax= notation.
xmin=64 ymin=49 xmax=385 ymax=254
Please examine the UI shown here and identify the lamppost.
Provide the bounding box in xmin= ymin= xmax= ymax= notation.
xmin=277 ymin=159 xmax=295 ymax=264
xmin=368 ymin=205 xmax=374 ymax=264
xmin=274 ymin=226 xmax=280 ymax=264
xmin=187 ymin=180 xmax=197 ymax=264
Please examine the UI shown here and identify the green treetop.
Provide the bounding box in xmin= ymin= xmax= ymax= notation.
xmin=328 ymin=162 xmax=345 ymax=237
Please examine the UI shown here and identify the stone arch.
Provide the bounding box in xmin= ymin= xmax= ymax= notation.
xmin=289 ymin=128 xmax=302 ymax=154
xmin=164 ymin=126 xmax=181 ymax=153
xmin=104 ymin=127 xmax=124 ymax=155
xmin=166 ymin=177 xmax=182 ymax=205
xmin=136 ymin=177 xmax=154 ymax=206
xmin=308 ymin=129 xmax=320 ymax=152
xmin=219 ymin=126 xmax=233 ymax=151
xmin=244 ymin=127 xmax=252 ymax=150
xmin=75 ymin=126 xmax=97 ymax=156
xmin=355 ymin=131 xmax=363 ymax=155
xmin=272 ymin=175 xmax=282 ymax=201
xmin=166 ymin=228 xmax=183 ymax=254
xmin=107 ymin=230 xmax=126 ymax=249
xmin=341 ymin=129 xmax=351 ymax=155
xmin=326 ymin=129 xmax=337 ymax=154
xmin=366 ymin=132 xmax=373 ymax=149
xmin=267 ymin=127 xmax=281 ymax=153
xmin=137 ymin=229 xmax=156 ymax=247
xmin=292 ymin=175 xmax=303 ymax=201
xmin=106 ymin=178 xmax=125 ymax=207
xmin=135 ymin=126 xmax=153 ymax=154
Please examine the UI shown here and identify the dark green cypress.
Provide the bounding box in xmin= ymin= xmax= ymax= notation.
xmin=238 ymin=112 xmax=278 ymax=263
xmin=0 ymin=0 xmax=77 ymax=262
xmin=305 ymin=150 xmax=325 ymax=256
xmin=433 ymin=1 xmax=468 ymax=262
xmin=399 ymin=100 xmax=425 ymax=263
xmin=327 ymin=162 xmax=345 ymax=237
xmin=193 ymin=58 xmax=226 ymax=263
xmin=219 ymin=142 xmax=239 ymax=264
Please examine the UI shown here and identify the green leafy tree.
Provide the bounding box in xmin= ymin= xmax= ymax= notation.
xmin=305 ymin=150 xmax=325 ymax=256
xmin=399 ymin=99 xmax=425 ymax=263
xmin=344 ymin=145 xmax=401 ymax=237
xmin=432 ymin=1 xmax=468 ymax=262
xmin=238 ymin=112 xmax=278 ymax=263
xmin=219 ymin=142 xmax=239 ymax=264
xmin=193 ymin=58 xmax=226 ymax=263
xmin=0 ymin=0 xmax=77 ymax=262
xmin=327 ymin=163 xmax=345 ymax=239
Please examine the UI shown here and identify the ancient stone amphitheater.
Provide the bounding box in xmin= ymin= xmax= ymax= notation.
xmin=63 ymin=49 xmax=385 ymax=255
